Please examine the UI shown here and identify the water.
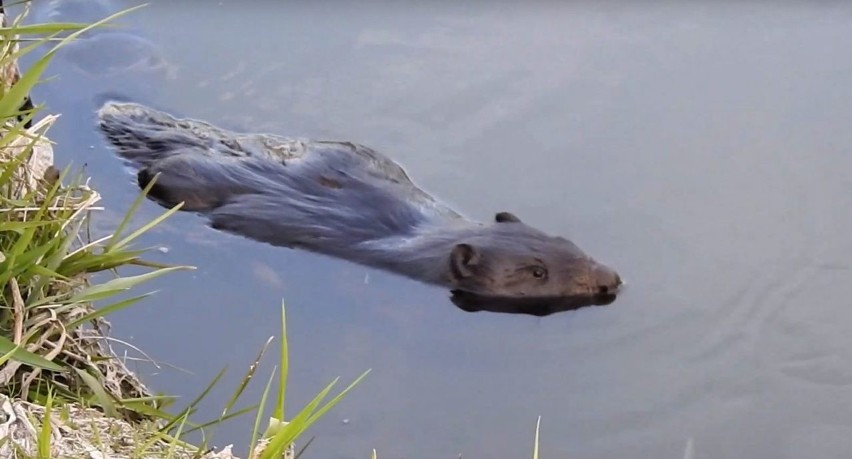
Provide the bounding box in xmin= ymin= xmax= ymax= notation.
xmin=25 ymin=1 xmax=852 ymax=457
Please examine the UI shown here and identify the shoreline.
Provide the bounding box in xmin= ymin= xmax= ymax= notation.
xmin=0 ymin=4 xmax=239 ymax=457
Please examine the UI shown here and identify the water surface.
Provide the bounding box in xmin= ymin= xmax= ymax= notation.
xmin=28 ymin=1 xmax=852 ymax=458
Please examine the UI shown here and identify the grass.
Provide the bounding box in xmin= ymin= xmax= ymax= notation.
xmin=1 ymin=2 xmax=368 ymax=457
xmin=1 ymin=0 xmax=175 ymax=416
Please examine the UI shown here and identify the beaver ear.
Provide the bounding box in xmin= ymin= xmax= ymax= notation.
xmin=450 ymin=243 xmax=480 ymax=279
xmin=495 ymin=211 xmax=521 ymax=223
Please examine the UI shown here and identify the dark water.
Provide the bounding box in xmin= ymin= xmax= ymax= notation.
xmin=25 ymin=1 xmax=852 ymax=458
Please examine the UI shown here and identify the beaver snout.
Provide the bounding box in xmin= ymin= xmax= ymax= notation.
xmin=590 ymin=264 xmax=622 ymax=296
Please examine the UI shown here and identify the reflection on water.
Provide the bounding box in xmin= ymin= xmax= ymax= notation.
xmin=28 ymin=1 xmax=852 ymax=458
xmin=451 ymin=290 xmax=618 ymax=316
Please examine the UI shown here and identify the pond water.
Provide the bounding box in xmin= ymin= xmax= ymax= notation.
xmin=25 ymin=1 xmax=852 ymax=458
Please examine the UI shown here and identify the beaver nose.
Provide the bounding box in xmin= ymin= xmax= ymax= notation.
xmin=591 ymin=264 xmax=622 ymax=295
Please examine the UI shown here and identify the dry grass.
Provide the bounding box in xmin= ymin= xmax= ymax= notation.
xmin=0 ymin=394 xmax=204 ymax=459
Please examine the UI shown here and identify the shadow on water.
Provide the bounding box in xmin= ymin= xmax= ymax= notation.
xmin=24 ymin=1 xmax=852 ymax=458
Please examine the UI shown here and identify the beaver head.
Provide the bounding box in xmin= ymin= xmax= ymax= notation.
xmin=448 ymin=212 xmax=622 ymax=316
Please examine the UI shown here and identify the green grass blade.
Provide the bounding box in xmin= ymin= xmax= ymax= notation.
xmin=0 ymin=22 xmax=91 ymax=36
xmin=0 ymin=51 xmax=50 ymax=120
xmin=37 ymin=391 xmax=53 ymax=459
xmin=0 ymin=345 xmax=21 ymax=367
xmin=0 ymin=220 xmax=59 ymax=233
xmin=0 ymin=146 xmax=32 ymax=187
xmin=66 ymin=266 xmax=186 ymax=303
xmin=184 ymin=366 xmax=228 ymax=416
xmin=74 ymin=368 xmax=118 ymax=417
xmin=3 ymin=198 xmax=47 ymax=262
xmin=184 ymin=404 xmax=258 ymax=435
xmin=274 ymin=302 xmax=288 ymax=420
xmin=58 ymin=248 xmax=147 ymax=276
xmin=27 ymin=265 xmax=65 ymax=280
xmin=533 ymin=416 xmax=541 ymax=459
xmin=303 ymin=369 xmax=370 ymax=427
xmin=217 ymin=336 xmax=273 ymax=422
xmin=120 ymin=400 xmax=180 ymax=423
xmin=46 ymin=4 xmax=146 ymax=54
xmin=249 ymin=367 xmax=278 ymax=455
xmin=259 ymin=377 xmax=342 ymax=459
xmin=4 ymin=237 xmax=61 ymax=284
xmin=161 ymin=366 xmax=227 ymax=434
xmin=23 ymin=264 xmax=67 ymax=305
xmin=42 ymin=205 xmax=88 ymax=273
xmin=166 ymin=411 xmax=191 ymax=459
xmin=110 ymin=201 xmax=184 ymax=251
xmin=66 ymin=293 xmax=153 ymax=330
xmin=106 ymin=172 xmax=161 ymax=250
xmin=121 ymin=394 xmax=178 ymax=405
xmin=0 ymin=336 xmax=63 ymax=371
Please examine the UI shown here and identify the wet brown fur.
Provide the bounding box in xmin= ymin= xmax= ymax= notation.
xmin=99 ymin=101 xmax=623 ymax=315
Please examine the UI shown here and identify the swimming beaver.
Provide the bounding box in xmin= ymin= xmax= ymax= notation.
xmin=97 ymin=102 xmax=622 ymax=316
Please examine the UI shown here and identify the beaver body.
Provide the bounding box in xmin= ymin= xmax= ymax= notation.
xmin=98 ymin=102 xmax=621 ymax=315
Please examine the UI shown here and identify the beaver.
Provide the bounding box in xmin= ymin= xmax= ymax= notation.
xmin=97 ymin=102 xmax=622 ymax=316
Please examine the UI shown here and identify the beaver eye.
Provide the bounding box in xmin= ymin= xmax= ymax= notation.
xmin=531 ymin=267 xmax=548 ymax=279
